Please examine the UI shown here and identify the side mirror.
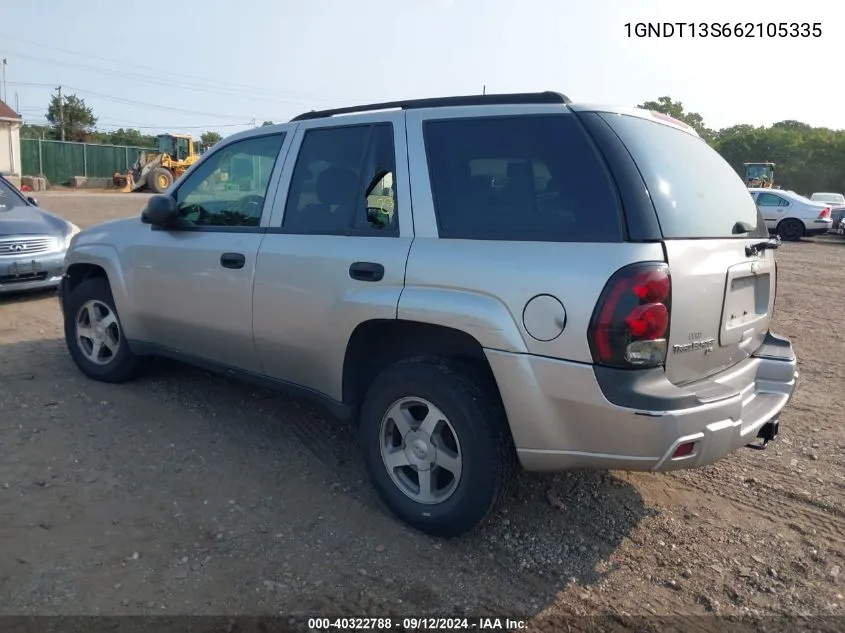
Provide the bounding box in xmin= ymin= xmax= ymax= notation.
xmin=26 ymin=196 xmax=38 ymax=206
xmin=141 ymin=194 xmax=180 ymax=228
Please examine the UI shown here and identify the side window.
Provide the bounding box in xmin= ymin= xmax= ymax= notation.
xmin=176 ymin=137 xmax=190 ymax=160
xmin=423 ymin=115 xmax=622 ymax=242
xmin=757 ymin=193 xmax=786 ymax=207
xmin=283 ymin=124 xmax=398 ymax=235
xmin=174 ymin=133 xmax=285 ymax=228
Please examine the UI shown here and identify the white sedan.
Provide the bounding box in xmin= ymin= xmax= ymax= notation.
xmin=749 ymin=188 xmax=833 ymax=241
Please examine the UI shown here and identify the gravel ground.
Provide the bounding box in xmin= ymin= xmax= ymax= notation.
xmin=0 ymin=193 xmax=843 ymax=629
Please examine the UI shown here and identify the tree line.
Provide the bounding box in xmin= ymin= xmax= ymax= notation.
xmin=639 ymin=96 xmax=845 ymax=195
xmin=18 ymin=92 xmax=844 ymax=194
xmin=20 ymin=93 xmax=223 ymax=149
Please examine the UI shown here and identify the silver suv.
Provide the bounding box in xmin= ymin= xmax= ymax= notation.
xmin=59 ymin=92 xmax=798 ymax=537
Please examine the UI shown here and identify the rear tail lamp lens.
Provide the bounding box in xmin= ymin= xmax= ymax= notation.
xmin=588 ymin=263 xmax=671 ymax=368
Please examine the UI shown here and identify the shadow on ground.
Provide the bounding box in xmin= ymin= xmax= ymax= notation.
xmin=0 ymin=287 xmax=59 ymax=307
xmin=0 ymin=338 xmax=653 ymax=616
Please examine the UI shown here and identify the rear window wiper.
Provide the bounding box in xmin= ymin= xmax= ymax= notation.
xmin=732 ymin=221 xmax=756 ymax=234
xmin=745 ymin=235 xmax=781 ymax=257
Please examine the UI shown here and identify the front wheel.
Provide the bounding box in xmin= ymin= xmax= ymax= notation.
xmin=147 ymin=167 xmax=174 ymax=194
xmin=358 ymin=357 xmax=515 ymax=537
xmin=63 ymin=277 xmax=145 ymax=383
xmin=776 ymin=218 xmax=805 ymax=241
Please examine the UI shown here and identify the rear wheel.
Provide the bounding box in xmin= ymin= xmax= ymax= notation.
xmin=776 ymin=218 xmax=804 ymax=241
xmin=147 ymin=167 xmax=174 ymax=194
xmin=358 ymin=357 xmax=515 ymax=537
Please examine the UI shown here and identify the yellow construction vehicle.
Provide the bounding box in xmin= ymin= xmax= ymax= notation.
xmin=116 ymin=133 xmax=204 ymax=193
xmin=744 ymin=162 xmax=776 ymax=188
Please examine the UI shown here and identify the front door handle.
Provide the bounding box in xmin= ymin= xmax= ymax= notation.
xmin=349 ymin=261 xmax=384 ymax=282
xmin=220 ymin=252 xmax=246 ymax=269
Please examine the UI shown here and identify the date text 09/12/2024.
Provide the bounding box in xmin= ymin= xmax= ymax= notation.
xmin=307 ymin=617 xmax=527 ymax=630
xmin=624 ymin=22 xmax=822 ymax=38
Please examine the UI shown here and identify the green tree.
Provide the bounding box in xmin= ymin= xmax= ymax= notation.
xmin=102 ymin=128 xmax=156 ymax=147
xmin=201 ymin=131 xmax=223 ymax=146
xmin=261 ymin=120 xmax=275 ymax=127
xmin=20 ymin=123 xmax=51 ymax=140
xmin=45 ymin=93 xmax=97 ymax=142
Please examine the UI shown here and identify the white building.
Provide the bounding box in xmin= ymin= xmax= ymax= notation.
xmin=0 ymin=98 xmax=22 ymax=177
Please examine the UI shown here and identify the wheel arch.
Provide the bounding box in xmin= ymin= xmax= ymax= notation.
xmin=341 ymin=319 xmax=502 ymax=411
xmin=62 ymin=245 xmax=140 ymax=337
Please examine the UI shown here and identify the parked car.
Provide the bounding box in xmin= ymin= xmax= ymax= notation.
xmin=58 ymin=93 xmax=798 ymax=537
xmin=748 ymin=188 xmax=833 ymax=240
xmin=810 ymin=192 xmax=845 ymax=232
xmin=0 ymin=174 xmax=80 ymax=294
xmin=810 ymin=191 xmax=845 ymax=204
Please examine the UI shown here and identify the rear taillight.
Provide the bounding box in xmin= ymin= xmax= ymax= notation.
xmin=819 ymin=207 xmax=831 ymax=219
xmin=588 ymin=262 xmax=671 ymax=368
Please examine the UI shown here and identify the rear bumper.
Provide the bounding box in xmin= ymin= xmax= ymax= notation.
xmin=804 ymin=219 xmax=832 ymax=236
xmin=486 ymin=331 xmax=797 ymax=472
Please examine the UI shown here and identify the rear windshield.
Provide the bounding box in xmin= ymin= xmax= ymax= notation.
xmin=600 ymin=113 xmax=768 ymax=239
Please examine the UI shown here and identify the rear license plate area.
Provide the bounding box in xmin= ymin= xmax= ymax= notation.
xmin=720 ymin=269 xmax=771 ymax=346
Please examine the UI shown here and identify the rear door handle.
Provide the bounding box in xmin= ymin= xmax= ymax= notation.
xmin=220 ymin=252 xmax=246 ymax=269
xmin=349 ymin=261 xmax=384 ymax=282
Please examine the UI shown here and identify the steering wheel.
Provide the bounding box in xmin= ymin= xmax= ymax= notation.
xmin=235 ymin=194 xmax=264 ymax=215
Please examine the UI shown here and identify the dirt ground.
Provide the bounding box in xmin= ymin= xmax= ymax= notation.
xmin=1 ymin=192 xmax=843 ymax=629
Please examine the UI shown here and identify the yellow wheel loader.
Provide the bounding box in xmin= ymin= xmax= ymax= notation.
xmin=744 ymin=162 xmax=776 ymax=189
xmin=115 ymin=134 xmax=204 ymax=193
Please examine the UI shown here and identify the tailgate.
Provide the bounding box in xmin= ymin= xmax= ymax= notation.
xmin=663 ymin=239 xmax=775 ymax=385
xmin=595 ymin=110 xmax=776 ymax=386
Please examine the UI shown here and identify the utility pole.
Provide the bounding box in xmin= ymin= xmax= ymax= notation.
xmin=1 ymin=57 xmax=7 ymax=103
xmin=56 ymin=85 xmax=65 ymax=141
xmin=483 ymin=84 xmax=486 ymax=95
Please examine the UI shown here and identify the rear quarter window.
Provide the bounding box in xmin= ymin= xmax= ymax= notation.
xmin=600 ymin=113 xmax=768 ymax=239
xmin=422 ymin=114 xmax=623 ymax=242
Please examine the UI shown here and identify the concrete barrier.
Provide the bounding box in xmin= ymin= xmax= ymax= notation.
xmin=69 ymin=176 xmax=114 ymax=189
xmin=21 ymin=176 xmax=48 ymax=192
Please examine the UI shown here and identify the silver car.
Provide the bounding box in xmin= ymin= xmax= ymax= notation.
xmin=0 ymin=175 xmax=80 ymax=293
xmin=58 ymin=93 xmax=798 ymax=537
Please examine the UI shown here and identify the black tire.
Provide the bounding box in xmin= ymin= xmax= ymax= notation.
xmin=147 ymin=167 xmax=173 ymax=194
xmin=358 ymin=357 xmax=515 ymax=537
xmin=63 ymin=277 xmax=145 ymax=383
xmin=776 ymin=218 xmax=804 ymax=241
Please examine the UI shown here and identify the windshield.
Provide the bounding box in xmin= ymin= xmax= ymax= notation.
xmin=746 ymin=165 xmax=773 ymax=179
xmin=600 ymin=113 xmax=768 ymax=239
xmin=0 ymin=177 xmax=27 ymax=211
xmin=157 ymin=135 xmax=176 ymax=155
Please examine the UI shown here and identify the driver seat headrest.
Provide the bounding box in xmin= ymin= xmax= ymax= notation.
xmin=316 ymin=166 xmax=359 ymax=205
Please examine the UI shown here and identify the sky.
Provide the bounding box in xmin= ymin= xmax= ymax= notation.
xmin=1 ymin=0 xmax=842 ymax=138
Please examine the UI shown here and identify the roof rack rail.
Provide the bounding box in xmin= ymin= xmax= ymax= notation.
xmin=290 ymin=91 xmax=571 ymax=122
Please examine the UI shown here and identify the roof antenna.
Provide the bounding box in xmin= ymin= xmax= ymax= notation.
xmin=482 ymin=85 xmax=486 ymax=95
